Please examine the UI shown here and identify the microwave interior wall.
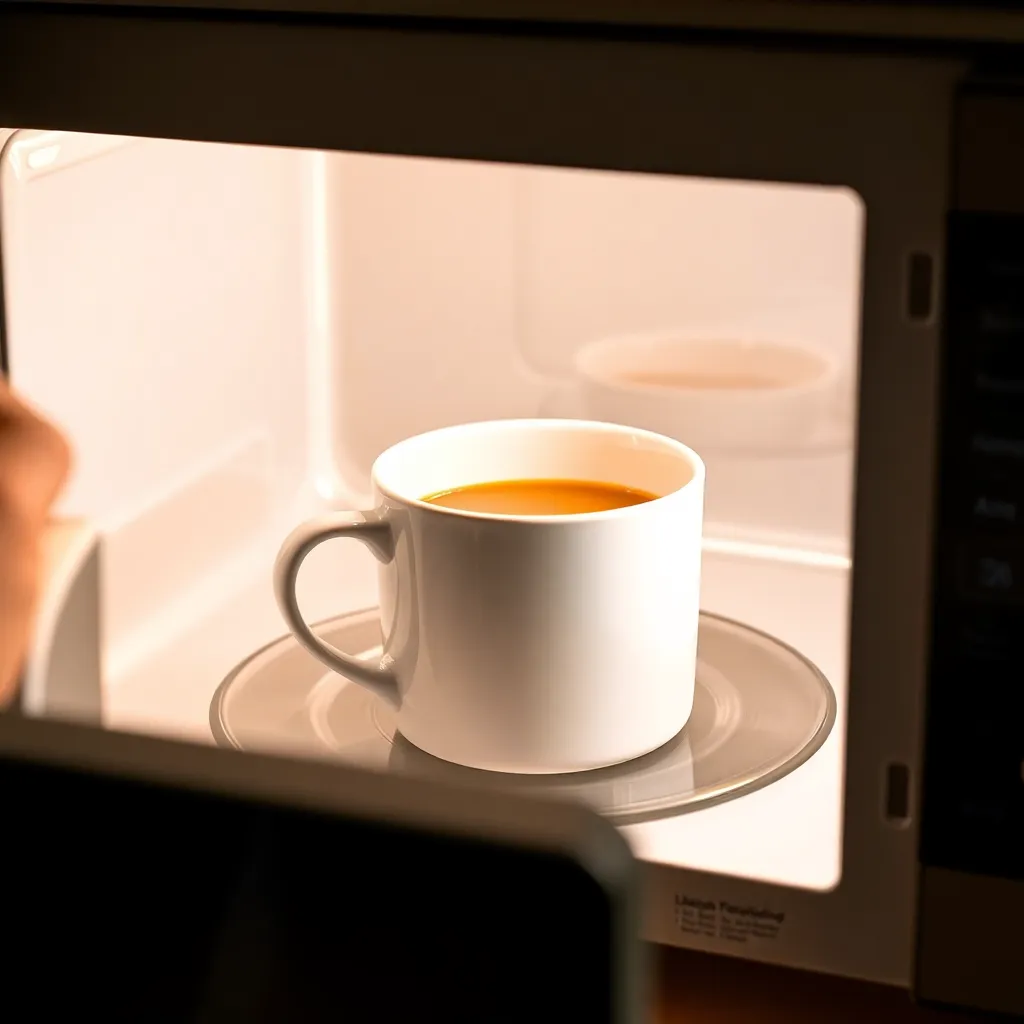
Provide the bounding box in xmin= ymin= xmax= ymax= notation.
xmin=1 ymin=130 xmax=868 ymax=937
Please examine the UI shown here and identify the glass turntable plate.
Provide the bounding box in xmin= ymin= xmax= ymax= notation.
xmin=211 ymin=607 xmax=836 ymax=825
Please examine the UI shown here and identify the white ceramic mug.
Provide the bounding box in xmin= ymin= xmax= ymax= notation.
xmin=274 ymin=418 xmax=705 ymax=775
xmin=574 ymin=332 xmax=842 ymax=454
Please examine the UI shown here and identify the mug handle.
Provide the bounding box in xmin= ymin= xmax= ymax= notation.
xmin=273 ymin=512 xmax=401 ymax=709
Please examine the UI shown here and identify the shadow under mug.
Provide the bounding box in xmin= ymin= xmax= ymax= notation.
xmin=274 ymin=418 xmax=705 ymax=775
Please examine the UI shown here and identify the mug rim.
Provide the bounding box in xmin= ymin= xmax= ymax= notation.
xmin=574 ymin=330 xmax=840 ymax=401
xmin=371 ymin=417 xmax=705 ymax=524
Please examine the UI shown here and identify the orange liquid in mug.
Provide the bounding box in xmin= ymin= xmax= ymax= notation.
xmin=423 ymin=479 xmax=658 ymax=516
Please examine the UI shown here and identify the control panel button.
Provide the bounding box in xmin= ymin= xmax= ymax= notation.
xmin=967 ymin=485 xmax=1022 ymax=527
xmin=974 ymin=364 xmax=1024 ymax=398
xmin=969 ymin=431 xmax=1024 ymax=465
xmin=956 ymin=541 xmax=1024 ymax=605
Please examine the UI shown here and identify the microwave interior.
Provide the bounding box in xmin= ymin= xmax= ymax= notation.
xmin=0 ymin=130 xmax=865 ymax=895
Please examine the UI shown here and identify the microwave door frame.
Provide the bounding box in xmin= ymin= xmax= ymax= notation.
xmin=0 ymin=6 xmax=969 ymax=985
xmin=0 ymin=125 xmax=12 ymax=378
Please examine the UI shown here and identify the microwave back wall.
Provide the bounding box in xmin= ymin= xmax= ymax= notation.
xmin=2 ymin=4 xmax=1022 ymax=1016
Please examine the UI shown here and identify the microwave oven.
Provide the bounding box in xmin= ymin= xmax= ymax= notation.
xmin=2 ymin=2 xmax=1023 ymax=1016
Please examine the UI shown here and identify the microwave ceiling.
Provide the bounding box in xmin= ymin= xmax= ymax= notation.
xmin=0 ymin=3 xmax=993 ymax=182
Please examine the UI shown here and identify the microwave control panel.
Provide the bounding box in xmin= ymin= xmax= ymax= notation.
xmin=916 ymin=87 xmax=1024 ymax=1019
xmin=921 ymin=85 xmax=1024 ymax=885
xmin=922 ymin=208 xmax=1024 ymax=883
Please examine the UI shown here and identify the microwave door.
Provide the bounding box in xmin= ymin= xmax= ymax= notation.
xmin=1 ymin=11 xmax=997 ymax=1004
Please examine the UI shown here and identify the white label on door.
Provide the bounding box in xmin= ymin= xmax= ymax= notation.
xmin=674 ymin=894 xmax=786 ymax=944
